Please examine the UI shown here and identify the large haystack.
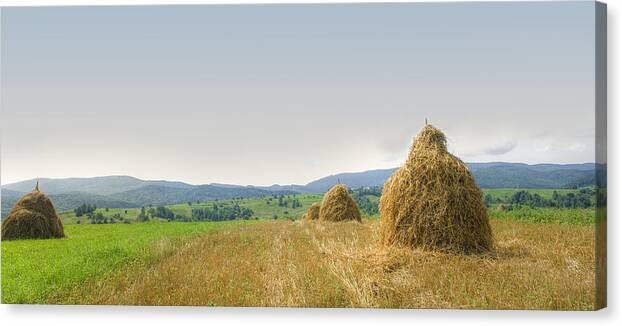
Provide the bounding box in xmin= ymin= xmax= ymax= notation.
xmin=319 ymin=184 xmax=361 ymax=222
xmin=303 ymin=203 xmax=321 ymax=221
xmin=379 ymin=124 xmax=492 ymax=253
xmin=1 ymin=186 xmax=65 ymax=241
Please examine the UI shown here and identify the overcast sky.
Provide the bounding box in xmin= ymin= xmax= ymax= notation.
xmin=1 ymin=2 xmax=596 ymax=186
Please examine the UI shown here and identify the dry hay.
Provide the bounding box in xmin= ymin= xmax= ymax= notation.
xmin=379 ymin=124 xmax=492 ymax=254
xmin=319 ymin=184 xmax=362 ymax=222
xmin=303 ymin=203 xmax=321 ymax=221
xmin=1 ymin=187 xmax=65 ymax=241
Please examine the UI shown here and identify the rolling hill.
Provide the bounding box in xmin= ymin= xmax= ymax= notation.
xmin=108 ymin=185 xmax=296 ymax=207
xmin=1 ymin=189 xmax=24 ymax=217
xmin=1 ymin=182 xmax=297 ymax=217
xmin=3 ymin=176 xmax=193 ymax=195
xmin=301 ymin=163 xmax=597 ymax=193
xmin=1 ymin=162 xmax=598 ymax=215
xmin=304 ymin=168 xmax=396 ymax=193
xmin=0 ymin=189 xmax=138 ymax=218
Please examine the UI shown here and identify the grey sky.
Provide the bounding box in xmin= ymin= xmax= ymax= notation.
xmin=1 ymin=2 xmax=596 ymax=186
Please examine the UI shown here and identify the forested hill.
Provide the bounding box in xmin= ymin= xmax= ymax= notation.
xmin=1 ymin=162 xmax=599 ymax=215
xmin=1 ymin=180 xmax=296 ymax=216
xmin=302 ymin=163 xmax=597 ymax=193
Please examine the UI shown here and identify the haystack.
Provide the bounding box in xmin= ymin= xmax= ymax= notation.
xmin=379 ymin=124 xmax=492 ymax=253
xmin=303 ymin=203 xmax=321 ymax=221
xmin=1 ymin=185 xmax=65 ymax=241
xmin=319 ymin=184 xmax=361 ymax=222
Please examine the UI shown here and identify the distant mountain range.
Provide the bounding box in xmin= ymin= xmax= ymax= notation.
xmin=2 ymin=175 xmax=194 ymax=195
xmin=300 ymin=162 xmax=598 ymax=192
xmin=1 ymin=162 xmax=600 ymax=216
xmin=1 ymin=177 xmax=297 ymax=216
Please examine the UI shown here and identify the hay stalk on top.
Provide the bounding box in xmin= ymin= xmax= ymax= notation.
xmin=319 ymin=184 xmax=361 ymax=222
xmin=379 ymin=124 xmax=492 ymax=253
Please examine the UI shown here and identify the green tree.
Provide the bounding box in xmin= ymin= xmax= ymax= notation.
xmin=137 ymin=207 xmax=150 ymax=222
xmin=484 ymin=194 xmax=494 ymax=207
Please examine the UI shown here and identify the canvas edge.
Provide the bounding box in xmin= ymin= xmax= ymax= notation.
xmin=594 ymin=0 xmax=607 ymax=311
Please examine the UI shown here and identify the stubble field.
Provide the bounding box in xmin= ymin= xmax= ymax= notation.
xmin=32 ymin=218 xmax=597 ymax=310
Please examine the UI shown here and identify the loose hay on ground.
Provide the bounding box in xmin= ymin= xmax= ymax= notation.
xmin=49 ymin=220 xmax=596 ymax=309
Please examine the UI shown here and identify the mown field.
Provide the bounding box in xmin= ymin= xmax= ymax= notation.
xmin=1 ymin=220 xmax=256 ymax=303
xmin=2 ymin=218 xmax=595 ymax=309
xmin=1 ymin=188 xmax=598 ymax=308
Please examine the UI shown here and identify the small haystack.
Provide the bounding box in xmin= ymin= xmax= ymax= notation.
xmin=319 ymin=184 xmax=362 ymax=222
xmin=303 ymin=203 xmax=321 ymax=221
xmin=1 ymin=184 xmax=65 ymax=241
xmin=379 ymin=124 xmax=492 ymax=253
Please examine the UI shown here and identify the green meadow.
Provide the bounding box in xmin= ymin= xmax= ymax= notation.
xmin=1 ymin=220 xmax=255 ymax=303
xmin=59 ymin=194 xmax=325 ymax=224
xmin=483 ymin=188 xmax=578 ymax=199
xmin=488 ymin=206 xmax=595 ymax=224
xmin=57 ymin=189 xmax=593 ymax=225
xmin=2 ymin=188 xmax=597 ymax=306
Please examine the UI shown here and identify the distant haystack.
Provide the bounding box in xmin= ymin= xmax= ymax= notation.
xmin=303 ymin=203 xmax=321 ymax=221
xmin=319 ymin=184 xmax=361 ymax=222
xmin=1 ymin=186 xmax=65 ymax=241
xmin=379 ymin=124 xmax=492 ymax=253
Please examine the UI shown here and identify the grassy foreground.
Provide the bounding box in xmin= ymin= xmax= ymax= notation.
xmin=1 ymin=220 xmax=254 ymax=303
xmin=49 ymin=219 xmax=595 ymax=309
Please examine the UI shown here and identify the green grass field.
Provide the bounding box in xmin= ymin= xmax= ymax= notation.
xmin=59 ymin=194 xmax=325 ymax=224
xmin=489 ymin=207 xmax=595 ymax=224
xmin=57 ymin=189 xmax=589 ymax=225
xmin=1 ymin=220 xmax=255 ymax=303
xmin=2 ymin=216 xmax=597 ymax=308
xmin=482 ymin=188 xmax=577 ymax=199
xmin=3 ymin=188 xmax=597 ymax=305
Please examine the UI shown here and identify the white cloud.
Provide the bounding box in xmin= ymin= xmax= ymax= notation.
xmin=568 ymin=142 xmax=587 ymax=152
xmin=457 ymin=140 xmax=518 ymax=157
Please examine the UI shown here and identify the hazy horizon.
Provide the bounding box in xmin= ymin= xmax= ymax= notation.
xmin=1 ymin=3 xmax=597 ymax=186
xmin=0 ymin=160 xmax=598 ymax=187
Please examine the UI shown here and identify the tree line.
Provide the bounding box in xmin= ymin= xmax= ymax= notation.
xmin=133 ymin=203 xmax=255 ymax=222
xmin=484 ymin=188 xmax=596 ymax=209
xmin=74 ymin=204 xmax=97 ymax=217
xmin=83 ymin=211 xmax=129 ymax=224
xmin=347 ymin=186 xmax=597 ymax=215
xmin=350 ymin=186 xmax=382 ymax=216
xmin=191 ymin=203 xmax=254 ymax=221
xmin=265 ymin=195 xmax=302 ymax=209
